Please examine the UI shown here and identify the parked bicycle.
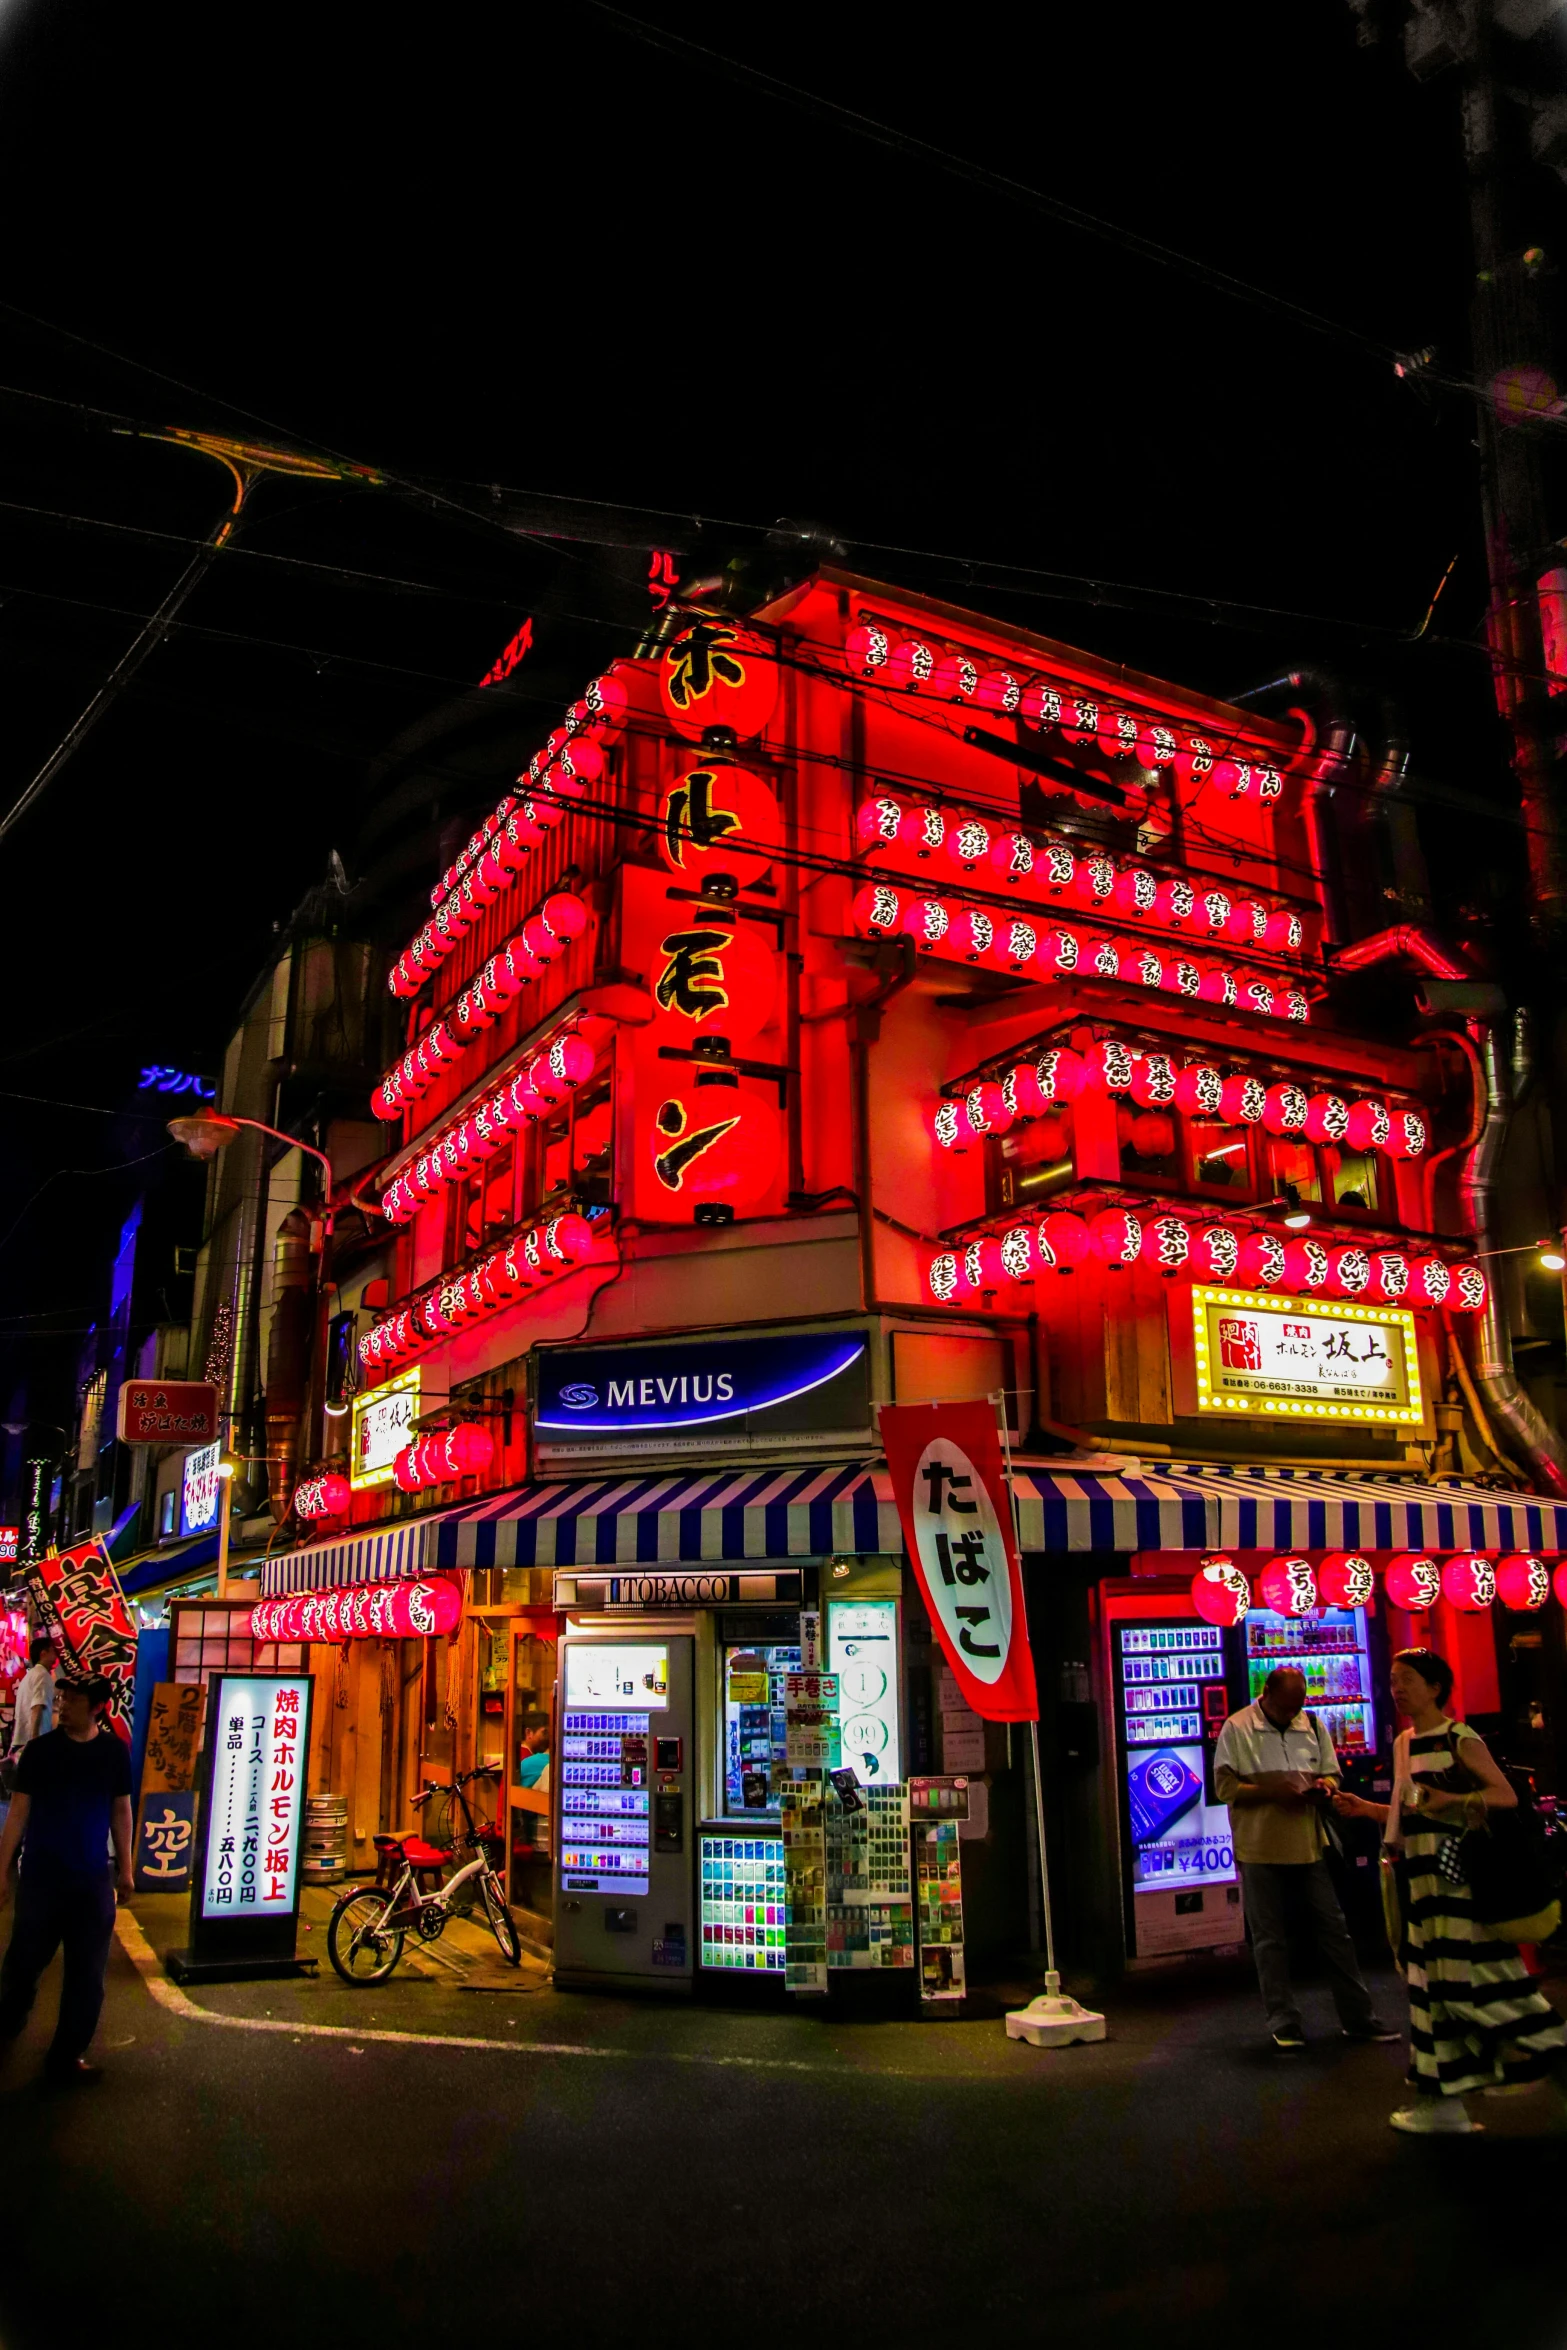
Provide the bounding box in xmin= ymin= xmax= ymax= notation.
xmin=327 ymin=1765 xmax=522 ymax=1982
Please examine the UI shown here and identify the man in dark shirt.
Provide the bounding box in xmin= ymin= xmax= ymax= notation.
xmin=0 ymin=1675 xmax=133 ymax=2083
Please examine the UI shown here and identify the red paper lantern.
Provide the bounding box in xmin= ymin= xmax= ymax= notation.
xmin=1138 ymin=719 xmax=1178 ymax=770
xmin=1197 ymin=888 xmax=1233 ymax=934
xmin=955 ymin=1237 xmax=1005 ymax=1298
xmin=1385 ymin=1552 xmax=1442 ymax=1611
xmin=1130 ymin=1051 xmax=1178 ymax=1108
xmin=1061 ymin=692 xmax=1100 ymax=746
xmin=1241 ymin=975 xmax=1277 ymax=1020
xmin=1073 ymin=852 xmax=1118 ymax=910
xmin=947 ymin=907 xmax=997 ymax=962
xmin=927 ymin=1251 xmax=960 ymax=1305
xmin=943 ymin=817 xmax=993 ymax=876
xmin=989 ymin=831 xmax=1035 ymax=886
xmin=932 ymin=1099 xmax=975 ymax=1153
xmin=1081 ymin=935 xmax=1122 ymax=980
xmin=1099 ymin=708 xmax=1140 ymax=761
xmin=1037 ymin=923 xmax=1083 ymax=975
xmin=845 ymin=621 xmax=892 ymax=679
xmin=1282 ymin=1236 xmax=1332 ymax=1293
xmin=1304 ymin=1093 xmax=1350 ymax=1146
xmin=1264 ymin=908 xmax=1305 ymax=953
xmin=1020 ymin=679 xmax=1063 ymax=731
xmin=997 ymin=1224 xmax=1037 ymax=1284
xmin=1325 ymin=1244 xmax=1372 ymax=1299
xmin=990 ymin=917 xmax=1040 ymax=973
xmin=1345 ymin=1098 xmax=1391 ymax=1153
xmin=1155 ymin=877 xmax=1196 ymax=925
xmin=1038 ymin=1210 xmax=1090 ymax=1271
xmin=1367 ymin=1249 xmax=1410 ymax=1306
xmin=1081 ymin=1037 xmax=1135 ymax=1094
xmin=1448 ymin=1262 xmax=1488 ymax=1313
xmin=977 ymin=668 xmax=1023 ymax=715
xmin=1035 ymin=841 xmax=1078 ymax=894
xmin=648 ymin=1074 xmax=781 ymax=1221
xmin=1032 ymin=1046 xmax=1088 ymax=1103
xmin=1442 ymin=1554 xmax=1496 ymax=1611
xmin=1237 ymin=1231 xmax=1288 ymax=1288
xmin=1198 ymin=964 xmax=1238 ymax=1007
xmin=659 ymin=761 xmax=782 ymax=892
xmin=1219 ymin=1073 xmax=1268 ymax=1125
xmin=1260 ymin=1556 xmax=1318 ymax=1615
xmin=1390 ymin=1109 xmax=1429 ymax=1161
xmin=886 ymin=637 xmax=938 ymax=693
xmin=580 ymin=668 xmax=633 ymax=738
xmin=901 ymin=897 xmax=953 ymax=951
xmin=1127 ymin=946 xmax=1164 ymax=990
xmin=964 ymin=1081 xmax=1013 ymax=1138
xmin=1173 ymin=734 xmax=1215 ymax=791
xmin=1317 ymin=1552 xmax=1374 ymax=1608
xmin=1090 ymin=1207 xmax=1144 ymax=1268
xmin=660 ymin=615 xmax=778 ymax=741
xmin=1192 ymin=1223 xmax=1241 ymax=1282
xmin=295 ymin=1473 xmax=351 ymax=1521
xmin=1175 ymin=1063 xmax=1224 ymax=1118
xmin=1497 ymin=1555 xmax=1551 ymax=1611
xmin=1113 ymin=866 xmax=1158 ymax=918
xmin=932 ymin=651 xmax=979 ymax=703
xmin=1408 ymin=1257 xmax=1452 ymax=1309
xmin=1191 ymin=1559 xmax=1252 ymax=1629
xmin=252 ymin=1577 xmax=465 ymax=1644
xmin=1262 ymin=1083 xmax=1309 ymax=1135
xmin=1141 ymin=1213 xmax=1191 ymax=1273
xmin=852 ymin=882 xmax=904 ymax=937
xmin=1225 ymin=899 xmax=1269 ymax=946
xmin=1127 ymin=1111 xmax=1175 ymax=1157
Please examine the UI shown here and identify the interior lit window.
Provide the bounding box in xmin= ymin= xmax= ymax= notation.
xmin=1118 ymin=1104 xmax=1179 ymax=1183
xmin=1188 ymin=1119 xmax=1253 ymax=1192
xmin=1267 ymin=1135 xmax=1322 ymax=1205
xmin=998 ymin=1110 xmax=1075 ymax=1206
xmin=1325 ymin=1145 xmax=1380 ymax=1213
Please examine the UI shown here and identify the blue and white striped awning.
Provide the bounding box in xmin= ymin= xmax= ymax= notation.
xmin=265 ymin=1461 xmax=1567 ymax=1591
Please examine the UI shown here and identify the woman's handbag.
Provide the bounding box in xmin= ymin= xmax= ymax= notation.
xmin=1452 ymin=1756 xmax=1561 ymax=1942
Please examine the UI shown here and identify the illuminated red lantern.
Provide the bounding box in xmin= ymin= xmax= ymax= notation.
xmin=1282 ymin=1235 xmax=1332 ymax=1292
xmin=852 ymin=881 xmax=904 ymax=937
xmin=1061 ymin=691 xmax=1099 ymax=745
xmin=1497 ymin=1555 xmax=1551 ymax=1611
xmin=544 ymin=1213 xmax=597 ymax=1268
xmin=931 ymin=1099 xmax=976 ymax=1153
xmin=1090 ymin=1207 xmax=1143 ymax=1269
xmin=1241 ymin=975 xmax=1277 ymax=1019
xmin=1408 ymin=1257 xmax=1452 ymax=1309
xmin=1367 ymin=1249 xmax=1410 ymax=1306
xmin=932 ymin=650 xmax=979 ymax=703
xmin=989 ymin=831 xmax=1036 ymax=886
xmin=1035 ymin=842 xmax=1078 ymax=894
xmin=1038 ymin=1210 xmax=1090 ymax=1270
xmin=1449 ymin=1262 xmax=1488 ymax=1313
xmin=1191 ymin=1556 xmax=1251 ymax=1628
xmin=927 ymin=1251 xmax=960 ymax=1305
xmin=445 ymin=1422 xmax=496 ymax=1476
xmin=659 ymin=761 xmax=782 ymax=892
xmin=1098 ymin=709 xmax=1140 ymax=762
xmin=1225 ymin=899 xmax=1269 ymax=946
xmin=1073 ymin=852 xmax=1118 ymax=910
xmin=1263 ymin=1082 xmax=1309 ymax=1135
xmin=1032 ymin=1045 xmax=1088 ymax=1103
xmin=295 ymin=1473 xmax=351 ymax=1521
xmin=1127 ymin=947 xmax=1164 ymax=990
xmin=1219 ymin=1073 xmax=1267 ymax=1125
xmin=661 ymin=615 xmax=778 ymax=741
xmin=997 ymin=1224 xmax=1037 ymax=1284
xmin=1173 ymin=735 xmax=1215 ymax=791
xmin=1390 ymin=1109 xmax=1429 ymax=1161
xmin=1325 ymin=1244 xmax=1372 ymax=1299
xmin=1317 ymin=1552 xmax=1374 ymax=1608
xmin=901 ymin=897 xmax=953 ymax=951
xmin=855 ymin=794 xmax=908 ymax=851
xmin=845 ymin=620 xmax=892 ymax=679
xmin=1192 ymin=1223 xmax=1241 ymax=1282
xmin=886 ymin=637 xmax=938 ymax=693
xmin=1083 ymin=1038 xmax=1136 ymax=1094
xmin=1081 ymin=934 xmax=1122 ymax=980
xmin=990 ymin=917 xmax=1040 ymax=973
xmin=1130 ymin=1051 xmax=1178 ymax=1108
xmin=1128 ymin=1111 xmax=1175 ymax=1157
xmin=1197 ymin=887 xmax=1233 ymax=934
xmin=1141 ymin=1213 xmax=1191 ymax=1273
xmin=1175 ymin=1063 xmax=1224 ymax=1117
xmin=1345 ymin=1098 xmax=1391 ymax=1153
xmin=1260 ymin=1556 xmax=1318 ymax=1616
xmin=1304 ymin=1093 xmax=1350 ymax=1146
xmin=1113 ymin=866 xmax=1158 ymax=918
xmin=947 ymin=907 xmax=997 ymax=962
xmin=1198 ymin=964 xmax=1238 ymax=1008
xmin=943 ymin=817 xmax=992 ymax=876
xmin=964 ymin=1081 xmax=1012 ymax=1137
xmin=1155 ymin=877 xmax=1196 ymax=925
xmin=580 ymin=668 xmax=633 ymax=738
xmin=1020 ymin=679 xmax=1063 ymax=731
xmin=1386 ymin=1553 xmax=1441 ymax=1611
xmin=1003 ymin=1063 xmax=1046 ymax=1120
xmin=955 ymin=1237 xmax=1005 ymax=1298
xmin=1164 ymin=957 xmax=1204 ymax=999
xmin=1237 ymin=1230 xmax=1288 ymax=1288
xmin=648 ymin=1073 xmax=781 ymax=1221
xmin=977 ymin=668 xmax=1023 ymax=715
xmin=250 ymin=1577 xmax=464 ymax=1645
xmin=1442 ymin=1554 xmax=1496 ymax=1611
xmin=1264 ymin=908 xmax=1305 ymax=953
xmin=1137 ymin=719 xmax=1177 ymax=770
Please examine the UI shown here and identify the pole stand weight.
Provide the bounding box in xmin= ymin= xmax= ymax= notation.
xmin=1005 ymin=1972 xmax=1107 ymax=2049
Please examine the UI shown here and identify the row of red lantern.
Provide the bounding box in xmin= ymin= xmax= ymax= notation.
xmin=294 ymin=1472 xmax=352 ymax=1521
xmin=392 ymin=1422 xmax=495 ymax=1493
xmin=1192 ymin=1551 xmax=1555 ymax=1627
xmin=925 ymin=1210 xmax=1486 ymax=1311
xmin=380 ymin=1031 xmax=598 ymax=1224
xmin=856 ymin=795 xmax=1305 ymax=955
xmin=374 ymin=893 xmax=590 ymax=1120
xmin=358 ymin=1213 xmax=607 ymax=1372
xmin=931 ymin=1045 xmax=1428 ymax=1160
xmin=250 ymin=1577 xmax=465 ymax=1645
xmin=843 ymin=628 xmax=1285 ymax=806
xmin=388 ymin=667 xmax=634 ymax=1000
xmin=851 ymin=880 xmax=1311 ymax=1024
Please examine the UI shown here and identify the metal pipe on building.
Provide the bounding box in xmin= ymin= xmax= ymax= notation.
xmin=1461 ymin=1018 xmax=1567 ymax=1495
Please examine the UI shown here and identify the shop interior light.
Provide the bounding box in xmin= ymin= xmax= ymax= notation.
xmin=1282 ymin=1209 xmax=1313 ymax=1230
xmin=1541 ymin=1247 xmax=1567 ymax=1272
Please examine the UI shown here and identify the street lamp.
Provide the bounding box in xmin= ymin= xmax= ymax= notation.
xmin=216 ymin=1453 xmax=237 ymax=1600
xmin=167 ymin=1110 xmax=334 ymax=1233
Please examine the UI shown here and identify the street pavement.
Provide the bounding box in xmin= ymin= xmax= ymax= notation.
xmin=2 ymin=1899 xmax=1565 ymax=2349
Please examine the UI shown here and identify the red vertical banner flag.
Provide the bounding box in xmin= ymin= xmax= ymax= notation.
xmin=26 ymin=1538 xmax=138 ymax=1743
xmin=879 ymin=1401 xmax=1038 ymax=1723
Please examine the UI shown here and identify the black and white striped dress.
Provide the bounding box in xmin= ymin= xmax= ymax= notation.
xmin=1391 ymin=1719 xmax=1566 ymax=2098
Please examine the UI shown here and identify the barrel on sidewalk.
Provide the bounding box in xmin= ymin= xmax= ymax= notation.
xmin=302 ymin=1794 xmax=349 ymax=1884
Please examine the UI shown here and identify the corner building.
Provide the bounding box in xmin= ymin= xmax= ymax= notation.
xmin=266 ymin=567 xmax=1567 ymax=1989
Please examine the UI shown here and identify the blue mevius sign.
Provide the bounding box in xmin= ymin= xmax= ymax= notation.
xmin=535 ymin=1331 xmax=870 ymax=1441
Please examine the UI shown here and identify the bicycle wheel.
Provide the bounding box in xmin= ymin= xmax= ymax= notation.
xmin=327 ymin=1886 xmax=406 ymax=1985
xmin=481 ymin=1870 xmax=522 ymax=1966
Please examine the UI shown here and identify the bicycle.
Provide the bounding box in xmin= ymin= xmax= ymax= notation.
xmin=326 ymin=1765 xmax=523 ymax=1982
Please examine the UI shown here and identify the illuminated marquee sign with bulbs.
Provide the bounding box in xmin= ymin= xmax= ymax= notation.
xmin=1173 ymin=1285 xmax=1424 ymax=1428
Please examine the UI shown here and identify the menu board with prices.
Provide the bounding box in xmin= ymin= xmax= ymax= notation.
xmin=781 ymin=1779 xmax=828 ymax=1992
xmin=560 ymin=1711 xmax=652 ymax=1892
xmin=784 ymin=1672 xmax=840 ymax=1769
xmin=700 ymin=1833 xmax=786 ymax=1971
xmin=825 ymin=1783 xmax=913 ymax=1970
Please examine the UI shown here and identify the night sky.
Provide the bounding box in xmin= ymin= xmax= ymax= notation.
xmin=0 ymin=0 xmax=1559 ymax=1441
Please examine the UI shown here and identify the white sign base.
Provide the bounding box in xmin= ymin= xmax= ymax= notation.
xmin=1005 ymin=1974 xmax=1107 ymax=2049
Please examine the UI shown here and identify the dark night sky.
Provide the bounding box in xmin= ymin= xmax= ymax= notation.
xmin=0 ymin=0 xmax=1558 ymax=1440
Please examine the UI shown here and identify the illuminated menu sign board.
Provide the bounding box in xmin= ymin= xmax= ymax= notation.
xmin=182 ymin=1442 xmax=221 ymax=1536
xmin=172 ymin=1671 xmax=315 ymax=1984
xmin=351 ymin=1367 xmax=421 ymax=1489
xmin=1179 ymin=1287 xmax=1422 ymax=1428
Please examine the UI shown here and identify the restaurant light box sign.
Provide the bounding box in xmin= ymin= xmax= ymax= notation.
xmin=352 ymin=1367 xmax=421 ymax=1488
xmin=168 ymin=1670 xmax=315 ymax=1986
xmin=1172 ymin=1286 xmax=1424 ymax=1427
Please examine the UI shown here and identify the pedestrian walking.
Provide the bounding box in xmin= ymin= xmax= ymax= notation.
xmin=1334 ymin=1647 xmax=1567 ymax=2135
xmin=1215 ymin=1664 xmax=1397 ymax=2054
xmin=0 ymin=1674 xmax=133 ymax=2084
xmin=7 ymin=1636 xmax=58 ymax=1758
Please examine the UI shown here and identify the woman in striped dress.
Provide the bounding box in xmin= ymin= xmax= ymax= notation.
xmin=1335 ymin=1647 xmax=1566 ymax=2135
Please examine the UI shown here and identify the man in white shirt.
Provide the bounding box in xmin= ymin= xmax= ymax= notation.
xmin=1214 ymin=1665 xmax=1395 ymax=2054
xmin=8 ymin=1639 xmax=58 ymax=1755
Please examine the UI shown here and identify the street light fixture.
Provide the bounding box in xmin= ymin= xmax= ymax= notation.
xmin=168 ymin=1109 xmax=334 ymax=1229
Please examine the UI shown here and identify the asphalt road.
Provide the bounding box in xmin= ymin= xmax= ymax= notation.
xmin=1 ymin=1909 xmax=1564 ymax=2350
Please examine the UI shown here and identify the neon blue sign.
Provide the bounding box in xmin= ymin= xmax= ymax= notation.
xmin=140 ymin=1066 xmax=215 ymax=1098
xmin=535 ymin=1331 xmax=869 ymax=1438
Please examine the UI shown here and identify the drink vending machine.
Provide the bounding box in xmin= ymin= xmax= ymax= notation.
xmin=554 ymin=1628 xmax=694 ymax=1991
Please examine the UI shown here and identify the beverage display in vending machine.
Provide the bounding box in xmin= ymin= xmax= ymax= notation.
xmin=1244 ymin=1606 xmax=1378 ymax=1757
xmin=554 ymin=1634 xmax=694 ymax=1991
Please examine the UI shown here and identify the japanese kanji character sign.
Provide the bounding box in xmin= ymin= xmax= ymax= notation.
xmin=879 ymin=1402 xmax=1038 ymax=1722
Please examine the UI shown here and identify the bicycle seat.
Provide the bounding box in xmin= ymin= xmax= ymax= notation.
xmin=401 ymin=1839 xmax=449 ymax=1871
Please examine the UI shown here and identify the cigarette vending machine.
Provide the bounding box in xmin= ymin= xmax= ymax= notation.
xmin=554 ymin=1627 xmax=694 ymax=1991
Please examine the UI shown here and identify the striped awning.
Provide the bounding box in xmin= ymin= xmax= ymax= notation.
xmin=1154 ymin=1464 xmax=1567 ymax=1555
xmin=261 ymin=1507 xmax=469 ymax=1597
xmin=440 ymin=1464 xmax=897 ymax=1569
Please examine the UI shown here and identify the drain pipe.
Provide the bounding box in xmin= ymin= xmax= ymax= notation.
xmin=1461 ymin=1017 xmax=1567 ymax=1496
xmin=1332 ymin=926 xmax=1471 ymax=982
xmin=1231 ymin=668 xmax=1358 ymax=949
